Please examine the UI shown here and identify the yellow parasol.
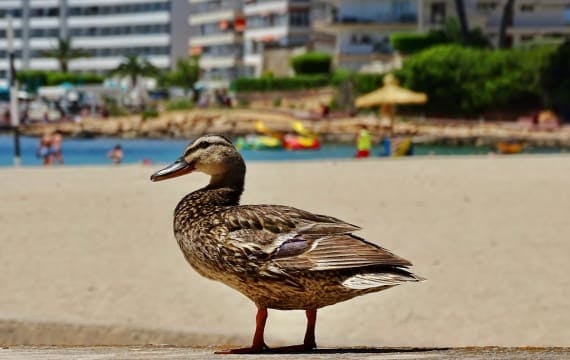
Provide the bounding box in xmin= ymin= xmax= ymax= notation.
xmin=355 ymin=74 xmax=427 ymax=135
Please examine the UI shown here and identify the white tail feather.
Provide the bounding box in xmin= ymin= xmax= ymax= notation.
xmin=342 ymin=273 xmax=421 ymax=290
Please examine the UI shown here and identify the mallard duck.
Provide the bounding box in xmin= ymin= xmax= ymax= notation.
xmin=150 ymin=134 xmax=423 ymax=353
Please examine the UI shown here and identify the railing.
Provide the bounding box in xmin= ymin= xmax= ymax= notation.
xmin=190 ymin=1 xmax=242 ymax=14
xmin=335 ymin=13 xmax=417 ymax=24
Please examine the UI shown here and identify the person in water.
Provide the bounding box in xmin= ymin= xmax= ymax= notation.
xmin=355 ymin=125 xmax=372 ymax=158
xmin=37 ymin=131 xmax=54 ymax=165
xmin=108 ymin=144 xmax=123 ymax=165
xmin=52 ymin=130 xmax=64 ymax=164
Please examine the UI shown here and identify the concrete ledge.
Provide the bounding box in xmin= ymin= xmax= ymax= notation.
xmin=1 ymin=346 xmax=569 ymax=359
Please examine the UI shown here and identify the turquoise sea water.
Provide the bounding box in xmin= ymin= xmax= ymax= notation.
xmin=0 ymin=135 xmax=565 ymax=167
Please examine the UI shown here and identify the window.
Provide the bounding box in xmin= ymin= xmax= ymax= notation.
xmin=31 ymin=7 xmax=60 ymax=17
xmin=69 ymin=24 xmax=169 ymax=37
xmin=430 ymin=2 xmax=446 ymax=25
xmin=30 ymin=28 xmax=59 ymax=38
xmin=290 ymin=11 xmax=309 ymax=27
xmin=0 ymin=8 xmax=22 ymax=17
xmin=69 ymin=2 xmax=169 ymax=16
xmin=477 ymin=2 xmax=497 ymax=12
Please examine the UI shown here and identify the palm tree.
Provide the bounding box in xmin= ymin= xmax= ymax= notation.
xmin=160 ymin=56 xmax=200 ymax=95
xmin=111 ymin=54 xmax=159 ymax=109
xmin=454 ymin=0 xmax=470 ymax=46
xmin=42 ymin=38 xmax=90 ymax=73
xmin=110 ymin=54 xmax=159 ymax=89
xmin=498 ymin=0 xmax=516 ymax=49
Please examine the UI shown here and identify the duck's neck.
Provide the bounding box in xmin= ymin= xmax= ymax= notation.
xmin=203 ymin=160 xmax=246 ymax=206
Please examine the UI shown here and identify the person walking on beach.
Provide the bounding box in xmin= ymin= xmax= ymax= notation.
xmin=355 ymin=125 xmax=372 ymax=158
xmin=108 ymin=144 xmax=123 ymax=165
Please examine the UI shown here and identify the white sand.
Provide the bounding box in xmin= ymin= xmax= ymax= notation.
xmin=1 ymin=155 xmax=570 ymax=347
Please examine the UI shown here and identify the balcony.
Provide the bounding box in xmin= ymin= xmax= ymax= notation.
xmin=190 ymin=1 xmax=242 ymax=15
xmin=244 ymin=0 xmax=310 ymax=16
xmin=189 ymin=6 xmax=243 ymax=25
xmin=486 ymin=11 xmax=570 ymax=33
xmin=313 ymin=19 xmax=417 ymax=34
xmin=199 ymin=55 xmax=242 ymax=69
xmin=189 ymin=32 xmax=242 ymax=46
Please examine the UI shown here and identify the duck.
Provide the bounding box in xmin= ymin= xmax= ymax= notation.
xmin=150 ymin=134 xmax=423 ymax=353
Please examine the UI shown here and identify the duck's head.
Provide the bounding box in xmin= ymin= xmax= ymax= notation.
xmin=150 ymin=135 xmax=245 ymax=186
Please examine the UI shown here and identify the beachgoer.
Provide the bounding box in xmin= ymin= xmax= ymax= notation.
xmin=108 ymin=144 xmax=123 ymax=165
xmin=355 ymin=125 xmax=372 ymax=158
xmin=37 ymin=132 xmax=54 ymax=165
xmin=52 ymin=130 xmax=64 ymax=165
xmin=320 ymin=103 xmax=330 ymax=118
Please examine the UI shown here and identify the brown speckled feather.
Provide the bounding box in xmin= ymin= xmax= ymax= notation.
xmin=216 ymin=205 xmax=411 ymax=271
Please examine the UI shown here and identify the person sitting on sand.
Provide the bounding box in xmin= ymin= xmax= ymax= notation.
xmin=108 ymin=144 xmax=123 ymax=165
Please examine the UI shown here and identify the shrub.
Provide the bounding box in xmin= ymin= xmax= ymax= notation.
xmin=391 ymin=18 xmax=490 ymax=55
xmin=390 ymin=33 xmax=444 ymax=55
xmin=330 ymin=68 xmax=351 ymax=85
xmin=396 ymin=44 xmax=556 ymax=116
xmin=17 ymin=70 xmax=104 ymax=92
xmin=165 ymin=98 xmax=194 ymax=111
xmin=141 ymin=108 xmax=159 ymax=121
xmin=290 ymin=52 xmax=332 ymax=75
xmin=351 ymin=73 xmax=385 ymax=95
xmin=540 ymin=40 xmax=570 ymax=112
xmin=232 ymin=75 xmax=329 ymax=92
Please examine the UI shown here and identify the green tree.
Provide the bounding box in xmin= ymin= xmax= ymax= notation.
xmin=391 ymin=18 xmax=490 ymax=55
xmin=110 ymin=54 xmax=159 ymax=89
xmin=396 ymin=44 xmax=554 ymax=116
xmin=454 ymin=0 xmax=470 ymax=46
xmin=541 ymin=40 xmax=570 ymax=111
xmin=498 ymin=0 xmax=516 ymax=49
xmin=160 ymin=56 xmax=200 ymax=94
xmin=42 ymin=38 xmax=90 ymax=73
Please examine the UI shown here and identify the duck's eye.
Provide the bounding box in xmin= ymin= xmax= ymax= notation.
xmin=198 ymin=141 xmax=210 ymax=149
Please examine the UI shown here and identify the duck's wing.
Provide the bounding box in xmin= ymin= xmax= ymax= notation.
xmin=222 ymin=205 xmax=361 ymax=239
xmin=219 ymin=205 xmax=410 ymax=277
xmin=271 ymin=233 xmax=411 ymax=271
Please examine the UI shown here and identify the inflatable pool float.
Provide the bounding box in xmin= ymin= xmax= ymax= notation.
xmin=496 ymin=141 xmax=523 ymax=154
xmin=283 ymin=134 xmax=320 ymax=150
xmin=283 ymin=121 xmax=321 ymax=150
xmin=236 ymin=135 xmax=283 ymax=150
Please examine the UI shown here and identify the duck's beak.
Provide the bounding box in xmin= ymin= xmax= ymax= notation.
xmin=150 ymin=158 xmax=194 ymax=182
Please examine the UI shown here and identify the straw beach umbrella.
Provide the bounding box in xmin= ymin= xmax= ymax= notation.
xmin=355 ymin=74 xmax=427 ymax=135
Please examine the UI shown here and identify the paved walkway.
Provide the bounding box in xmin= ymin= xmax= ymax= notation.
xmin=1 ymin=347 xmax=569 ymax=359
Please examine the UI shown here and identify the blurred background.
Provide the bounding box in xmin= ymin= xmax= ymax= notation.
xmin=1 ymin=0 xmax=570 ymax=350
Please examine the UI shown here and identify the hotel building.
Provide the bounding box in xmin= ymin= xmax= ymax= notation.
xmin=0 ymin=0 xmax=191 ymax=78
xmin=420 ymin=0 xmax=570 ymax=47
xmin=311 ymin=0 xmax=419 ymax=71
xmin=188 ymin=0 xmax=312 ymax=86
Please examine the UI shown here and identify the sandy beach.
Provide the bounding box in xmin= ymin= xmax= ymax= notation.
xmin=1 ymin=155 xmax=570 ymax=348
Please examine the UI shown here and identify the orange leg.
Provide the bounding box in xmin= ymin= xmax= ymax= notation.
xmin=304 ymin=309 xmax=317 ymax=349
xmin=215 ymin=308 xmax=269 ymax=354
xmin=271 ymin=309 xmax=318 ymax=352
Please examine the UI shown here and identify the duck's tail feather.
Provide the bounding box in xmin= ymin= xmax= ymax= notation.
xmin=342 ymin=268 xmax=425 ymax=290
